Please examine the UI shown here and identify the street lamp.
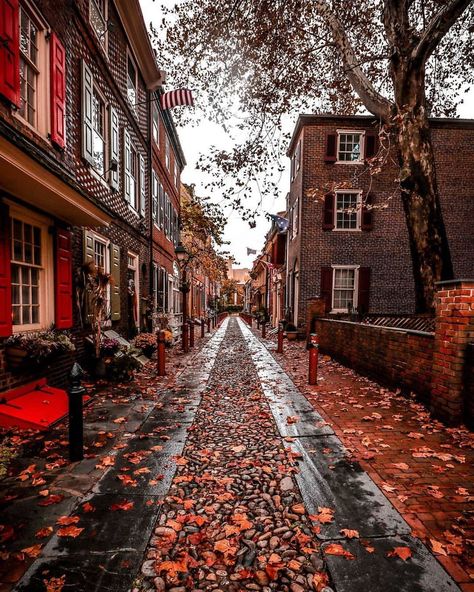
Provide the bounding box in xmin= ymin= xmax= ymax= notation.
xmin=175 ymin=242 xmax=190 ymax=352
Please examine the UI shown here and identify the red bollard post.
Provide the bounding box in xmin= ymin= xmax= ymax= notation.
xmin=308 ymin=334 xmax=319 ymax=385
xmin=189 ymin=320 xmax=195 ymax=348
xmin=277 ymin=324 xmax=284 ymax=353
xmin=207 ymin=317 xmax=211 ymax=333
xmin=182 ymin=321 xmax=189 ymax=353
xmin=262 ymin=322 xmax=266 ymax=339
xmin=201 ymin=318 xmax=205 ymax=338
xmin=156 ymin=330 xmax=166 ymax=376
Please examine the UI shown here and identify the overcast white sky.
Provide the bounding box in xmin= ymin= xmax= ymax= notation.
xmin=140 ymin=0 xmax=474 ymax=270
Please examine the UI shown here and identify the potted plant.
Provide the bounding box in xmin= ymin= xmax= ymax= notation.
xmin=133 ymin=333 xmax=157 ymax=358
xmin=285 ymin=323 xmax=298 ymax=341
xmin=4 ymin=329 xmax=75 ymax=371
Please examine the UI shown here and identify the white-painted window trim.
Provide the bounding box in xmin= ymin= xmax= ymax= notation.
xmin=335 ymin=129 xmax=365 ymax=164
xmin=333 ymin=190 xmax=363 ymax=231
xmin=10 ymin=204 xmax=53 ymax=332
xmin=331 ymin=265 xmax=360 ymax=313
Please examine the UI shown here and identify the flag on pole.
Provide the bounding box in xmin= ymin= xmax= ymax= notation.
xmin=160 ymin=89 xmax=194 ymax=110
xmin=269 ymin=214 xmax=289 ymax=233
xmin=247 ymin=247 xmax=257 ymax=255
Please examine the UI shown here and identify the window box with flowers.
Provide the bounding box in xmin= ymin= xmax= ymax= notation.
xmin=4 ymin=329 xmax=75 ymax=371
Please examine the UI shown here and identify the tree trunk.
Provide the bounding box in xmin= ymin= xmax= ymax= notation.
xmin=390 ymin=66 xmax=454 ymax=313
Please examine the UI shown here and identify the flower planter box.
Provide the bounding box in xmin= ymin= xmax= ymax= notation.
xmin=5 ymin=346 xmax=29 ymax=370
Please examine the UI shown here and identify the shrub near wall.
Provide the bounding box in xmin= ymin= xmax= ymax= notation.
xmin=315 ymin=319 xmax=434 ymax=402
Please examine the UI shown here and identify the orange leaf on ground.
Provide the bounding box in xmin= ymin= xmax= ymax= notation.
xmin=324 ymin=543 xmax=355 ymax=560
xmin=35 ymin=526 xmax=53 ymax=539
xmin=231 ymin=445 xmax=246 ymax=453
xmin=57 ymin=525 xmax=84 ymax=538
xmin=387 ymin=546 xmax=412 ymax=561
xmin=202 ymin=551 xmax=217 ymax=566
xmin=117 ymin=475 xmax=138 ymax=487
xmin=214 ymin=539 xmax=237 ymax=555
xmin=166 ymin=519 xmax=182 ymax=532
xmin=312 ymin=571 xmax=330 ymax=591
xmin=43 ymin=575 xmax=66 ymax=592
xmin=340 ymin=529 xmax=359 ymax=539
xmin=291 ymin=503 xmax=305 ymax=515
xmin=157 ymin=559 xmax=188 ymax=578
xmin=113 ymin=417 xmax=126 ymax=424
xmin=82 ymin=502 xmax=95 ymax=513
xmin=430 ymin=539 xmax=447 ymax=556
xmin=392 ymin=463 xmax=410 ymax=470
xmin=21 ymin=544 xmax=42 ymax=558
xmin=110 ymin=501 xmax=134 ymax=511
xmin=56 ymin=516 xmax=80 ymax=526
xmin=286 ymin=416 xmax=299 ymax=424
xmin=232 ymin=513 xmax=253 ymax=530
xmin=38 ymin=494 xmax=64 ymax=506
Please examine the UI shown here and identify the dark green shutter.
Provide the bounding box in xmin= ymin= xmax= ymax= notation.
xmin=110 ymin=244 xmax=121 ymax=321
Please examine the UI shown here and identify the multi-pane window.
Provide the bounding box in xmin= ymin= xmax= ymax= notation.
xmin=93 ymin=238 xmax=106 ymax=271
xmin=127 ymin=56 xmax=137 ymax=110
xmin=19 ymin=6 xmax=39 ymax=126
xmin=337 ymin=132 xmax=363 ymax=162
xmin=152 ymin=105 xmax=160 ymax=145
xmin=333 ymin=267 xmax=357 ymax=312
xmin=335 ymin=191 xmax=361 ymax=230
xmin=174 ymin=162 xmax=178 ymax=187
xmin=90 ymin=0 xmax=107 ymax=45
xmin=92 ymin=88 xmax=105 ymax=175
xmin=129 ymin=146 xmax=138 ymax=209
xmin=11 ymin=218 xmax=42 ymax=326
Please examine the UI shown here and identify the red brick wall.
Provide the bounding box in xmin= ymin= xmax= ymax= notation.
xmin=430 ymin=280 xmax=474 ymax=424
xmin=315 ymin=318 xmax=434 ymax=402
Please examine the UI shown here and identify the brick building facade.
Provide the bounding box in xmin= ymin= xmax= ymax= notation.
xmin=0 ymin=0 xmax=184 ymax=393
xmin=285 ymin=115 xmax=474 ymax=325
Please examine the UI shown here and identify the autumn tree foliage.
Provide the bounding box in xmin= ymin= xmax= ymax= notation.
xmin=152 ymin=0 xmax=474 ymax=312
xmin=180 ymin=184 xmax=229 ymax=283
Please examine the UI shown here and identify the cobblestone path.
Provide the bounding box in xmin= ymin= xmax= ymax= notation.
xmin=137 ymin=318 xmax=329 ymax=592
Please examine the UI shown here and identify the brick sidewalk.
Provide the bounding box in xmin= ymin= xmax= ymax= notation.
xmin=260 ymin=331 xmax=474 ymax=591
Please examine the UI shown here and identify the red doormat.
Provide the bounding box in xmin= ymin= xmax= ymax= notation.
xmin=0 ymin=378 xmax=89 ymax=430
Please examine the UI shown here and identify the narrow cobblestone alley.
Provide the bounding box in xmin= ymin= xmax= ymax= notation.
xmin=12 ymin=318 xmax=462 ymax=592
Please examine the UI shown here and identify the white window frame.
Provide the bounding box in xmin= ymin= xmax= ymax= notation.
xmin=127 ymin=251 xmax=139 ymax=327
xmin=15 ymin=3 xmax=50 ymax=138
xmin=10 ymin=204 xmax=53 ymax=332
xmin=91 ymin=84 xmax=107 ymax=177
xmin=331 ymin=265 xmax=360 ymax=313
xmin=333 ymin=190 xmax=362 ymax=231
xmin=336 ymin=130 xmax=365 ymax=164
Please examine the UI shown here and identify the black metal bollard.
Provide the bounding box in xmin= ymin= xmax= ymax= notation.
xmin=156 ymin=330 xmax=166 ymax=376
xmin=189 ymin=320 xmax=195 ymax=348
xmin=262 ymin=322 xmax=266 ymax=339
xmin=201 ymin=318 xmax=205 ymax=338
xmin=277 ymin=323 xmax=284 ymax=353
xmin=207 ymin=317 xmax=211 ymax=333
xmin=68 ymin=362 xmax=85 ymax=462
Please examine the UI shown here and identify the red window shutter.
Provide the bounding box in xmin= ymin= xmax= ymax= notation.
xmin=324 ymin=133 xmax=337 ymax=163
xmin=361 ymin=192 xmax=374 ymax=231
xmin=358 ymin=267 xmax=371 ymax=314
xmin=320 ymin=267 xmax=333 ymax=313
xmin=55 ymin=228 xmax=73 ymax=329
xmin=0 ymin=0 xmax=20 ymax=106
xmin=50 ymin=32 xmax=66 ymax=148
xmin=322 ymin=193 xmax=335 ymax=230
xmin=0 ymin=203 xmax=12 ymax=337
xmin=364 ymin=131 xmax=378 ymax=160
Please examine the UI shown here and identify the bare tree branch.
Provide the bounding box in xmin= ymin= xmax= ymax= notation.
xmin=314 ymin=0 xmax=392 ymax=119
xmin=413 ymin=0 xmax=473 ymax=64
